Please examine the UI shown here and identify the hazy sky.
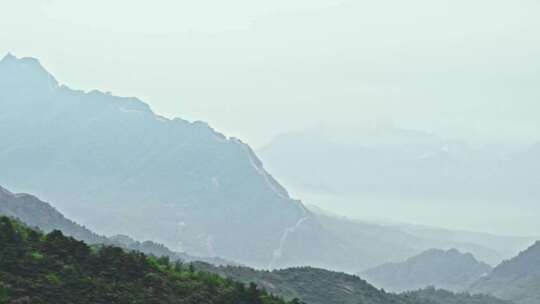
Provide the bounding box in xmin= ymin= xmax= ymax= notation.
xmin=2 ymin=0 xmax=540 ymax=147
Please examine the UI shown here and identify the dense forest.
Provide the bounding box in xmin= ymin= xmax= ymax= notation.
xmin=0 ymin=216 xmax=296 ymax=304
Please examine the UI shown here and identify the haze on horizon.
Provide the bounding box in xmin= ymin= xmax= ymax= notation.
xmin=1 ymin=0 xmax=539 ymax=236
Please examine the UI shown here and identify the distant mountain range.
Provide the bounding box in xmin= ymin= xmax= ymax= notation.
xmin=310 ymin=207 xmax=533 ymax=268
xmin=362 ymin=248 xmax=492 ymax=292
xmin=195 ymin=264 xmax=512 ymax=304
xmin=259 ymin=126 xmax=540 ymax=204
xmin=1 ymin=184 xmax=512 ymax=304
xmin=470 ymin=241 xmax=540 ymax=304
xmin=258 ymin=126 xmax=540 ymax=235
xmin=404 ymin=288 xmax=513 ymax=304
xmin=0 ymin=53 xmax=534 ymax=273
xmin=0 ymin=185 xmax=229 ymax=266
xmin=0 ymin=53 xmax=352 ymax=271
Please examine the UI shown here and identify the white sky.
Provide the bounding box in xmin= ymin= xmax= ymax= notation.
xmin=1 ymin=0 xmax=540 ymax=147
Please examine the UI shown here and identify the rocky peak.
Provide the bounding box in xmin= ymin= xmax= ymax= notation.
xmin=0 ymin=53 xmax=59 ymax=90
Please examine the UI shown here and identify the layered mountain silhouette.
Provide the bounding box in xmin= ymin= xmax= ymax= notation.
xmin=1 ymin=184 xmax=511 ymax=304
xmin=0 ymin=212 xmax=512 ymax=304
xmin=258 ymin=127 xmax=540 ymax=235
xmin=0 ymin=215 xmax=298 ymax=304
xmin=0 ymin=54 xmax=533 ymax=272
xmin=362 ymin=249 xmax=492 ymax=292
xmin=0 ymin=185 xmax=229 ymax=265
xmin=194 ymin=264 xmax=512 ymax=304
xmin=259 ymin=126 xmax=540 ymax=205
xmin=0 ymin=54 xmax=357 ymax=270
xmin=310 ymin=207 xmax=532 ymax=268
xmin=470 ymin=241 xmax=540 ymax=304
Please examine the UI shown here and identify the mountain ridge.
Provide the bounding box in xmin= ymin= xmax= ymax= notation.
xmin=0 ymin=184 xmax=232 ymax=266
xmin=470 ymin=241 xmax=540 ymax=304
xmin=362 ymin=248 xmax=492 ymax=292
xmin=1 ymin=184 xmax=511 ymax=304
xmin=0 ymin=54 xmax=358 ymax=271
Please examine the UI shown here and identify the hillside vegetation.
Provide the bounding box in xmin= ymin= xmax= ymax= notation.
xmin=194 ymin=263 xmax=512 ymax=304
xmin=0 ymin=216 xmax=294 ymax=304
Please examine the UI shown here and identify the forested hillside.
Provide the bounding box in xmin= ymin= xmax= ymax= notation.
xmin=0 ymin=185 xmax=514 ymax=304
xmin=194 ymin=263 xmax=511 ymax=304
xmin=194 ymin=263 xmax=420 ymax=304
xmin=0 ymin=216 xmax=294 ymax=304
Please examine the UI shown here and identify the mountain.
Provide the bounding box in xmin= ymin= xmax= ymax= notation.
xmin=310 ymin=206 xmax=532 ymax=268
xmin=0 ymin=53 xmax=531 ymax=274
xmin=194 ymin=263 xmax=423 ymax=304
xmin=0 ymin=185 xmax=231 ymax=266
xmin=2 ymin=214 xmax=510 ymax=304
xmin=470 ymin=241 xmax=540 ymax=304
xmin=0 ymin=54 xmax=367 ymax=271
xmin=2 ymin=182 xmax=515 ymax=274
xmin=394 ymin=223 xmax=532 ymax=266
xmin=194 ymin=263 xmax=511 ymax=304
xmin=258 ymin=126 xmax=540 ymax=236
xmin=361 ymin=249 xmax=492 ymax=292
xmin=404 ymin=287 xmax=513 ymax=304
xmin=0 ymin=185 xmax=106 ymax=244
xmin=0 ymin=187 xmax=510 ymax=304
xmin=0 ymin=216 xmax=294 ymax=304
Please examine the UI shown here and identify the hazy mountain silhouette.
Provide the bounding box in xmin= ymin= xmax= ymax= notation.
xmin=310 ymin=206 xmax=533 ymax=268
xmin=470 ymin=241 xmax=540 ymax=304
xmin=0 ymin=184 xmax=106 ymax=244
xmin=0 ymin=54 xmax=363 ymax=271
xmin=0 ymin=184 xmax=511 ymax=304
xmin=0 ymin=211 xmax=511 ymax=304
xmin=259 ymin=127 xmax=540 ymax=235
xmin=362 ymin=249 xmax=492 ymax=292
xmin=194 ymin=263 xmax=512 ymax=304
xmin=0 ymin=185 xmax=230 ymax=265
xmin=0 ymin=54 xmax=533 ymax=273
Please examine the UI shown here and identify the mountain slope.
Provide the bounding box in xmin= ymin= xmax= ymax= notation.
xmin=0 ymin=185 xmax=231 ymax=265
xmin=470 ymin=241 xmax=540 ymax=304
xmin=195 ymin=264 xmax=424 ymax=304
xmin=194 ymin=263 xmax=510 ymax=304
xmin=0 ymin=185 xmax=106 ymax=244
xmin=362 ymin=249 xmax=492 ymax=292
xmin=0 ymin=185 xmax=510 ymax=304
xmin=0 ymin=54 xmax=360 ymax=271
xmin=404 ymin=288 xmax=513 ymax=304
xmin=0 ymin=216 xmax=293 ymax=304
